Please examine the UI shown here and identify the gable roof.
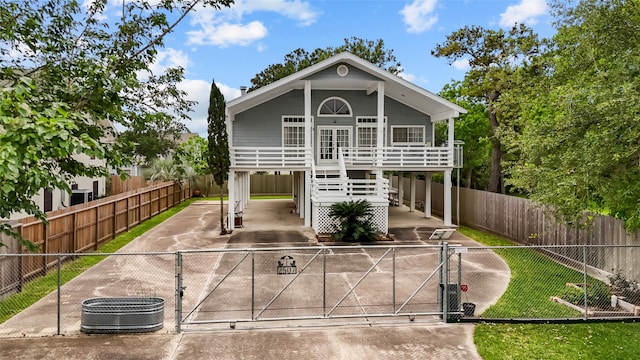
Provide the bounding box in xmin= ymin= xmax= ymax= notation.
xmin=227 ymin=51 xmax=467 ymax=122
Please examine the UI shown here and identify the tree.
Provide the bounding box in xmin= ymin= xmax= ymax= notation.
xmin=0 ymin=0 xmax=233 ymax=246
xmin=119 ymin=113 xmax=187 ymax=165
xmin=207 ymin=79 xmax=230 ymax=235
xmin=249 ymin=37 xmax=401 ymax=91
xmin=438 ymin=81 xmax=492 ymax=189
xmin=508 ymin=0 xmax=640 ymax=231
xmin=328 ymin=200 xmax=379 ymax=242
xmin=432 ymin=24 xmax=542 ymax=193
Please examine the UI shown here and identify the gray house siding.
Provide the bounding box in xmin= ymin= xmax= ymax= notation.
xmin=232 ymin=88 xmax=433 ymax=148
xmin=304 ymin=64 xmax=381 ymax=82
xmin=232 ymin=91 xmax=304 ymax=147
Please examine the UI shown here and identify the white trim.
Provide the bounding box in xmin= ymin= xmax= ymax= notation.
xmin=281 ymin=115 xmax=308 ymax=148
xmin=390 ymin=125 xmax=426 ymax=146
xmin=337 ymin=64 xmax=349 ymax=77
xmin=317 ymin=126 xmax=352 ymax=164
xmin=356 ymin=116 xmax=387 ymax=148
xmin=317 ymin=96 xmax=353 ymax=117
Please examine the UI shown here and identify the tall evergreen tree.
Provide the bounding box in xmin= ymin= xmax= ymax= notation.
xmin=207 ymin=79 xmax=230 ymax=234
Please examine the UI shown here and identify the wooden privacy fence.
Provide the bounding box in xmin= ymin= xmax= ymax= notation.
xmin=391 ymin=174 xmax=640 ymax=280
xmin=109 ymin=175 xmax=147 ymax=196
xmin=197 ymin=174 xmax=292 ymax=197
xmin=0 ymin=181 xmax=190 ymax=297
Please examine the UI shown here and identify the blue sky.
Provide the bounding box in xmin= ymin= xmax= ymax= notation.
xmin=109 ymin=0 xmax=556 ymax=136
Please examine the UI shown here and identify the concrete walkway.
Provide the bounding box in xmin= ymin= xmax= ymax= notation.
xmin=0 ymin=199 xmax=509 ymax=359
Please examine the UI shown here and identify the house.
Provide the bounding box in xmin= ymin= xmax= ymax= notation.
xmin=225 ymin=52 xmax=466 ymax=235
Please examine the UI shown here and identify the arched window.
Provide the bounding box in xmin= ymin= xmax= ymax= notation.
xmin=317 ymin=97 xmax=352 ymax=117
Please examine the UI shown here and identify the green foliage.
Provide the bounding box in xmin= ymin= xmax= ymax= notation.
xmin=432 ymin=24 xmax=543 ymax=193
xmin=118 ymin=114 xmax=187 ymax=165
xmin=609 ymin=270 xmax=640 ymax=304
xmin=328 ymin=200 xmax=379 ymax=242
xmin=207 ymin=79 xmax=230 ymax=187
xmin=559 ymin=283 xmax=611 ymax=308
xmin=206 ymin=79 xmax=230 ymax=233
xmin=438 ymin=81 xmax=492 ymax=189
xmin=0 ymin=0 xmax=234 ymax=246
xmin=176 ymin=135 xmax=209 ymax=176
xmin=508 ymin=0 xmax=640 ymax=231
xmin=249 ymin=37 xmax=400 ymax=91
xmin=144 ymin=157 xmax=183 ymax=183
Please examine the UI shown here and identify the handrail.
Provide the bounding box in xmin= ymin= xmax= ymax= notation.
xmin=337 ymin=148 xmax=348 ymax=179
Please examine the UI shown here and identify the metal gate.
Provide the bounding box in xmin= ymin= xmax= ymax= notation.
xmin=175 ymin=244 xmax=461 ymax=331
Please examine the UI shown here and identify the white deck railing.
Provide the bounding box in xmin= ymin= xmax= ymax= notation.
xmin=311 ymin=177 xmax=389 ymax=204
xmin=231 ymin=146 xmax=452 ymax=169
xmin=231 ymin=147 xmax=312 ymax=168
xmin=342 ymin=146 xmax=452 ymax=167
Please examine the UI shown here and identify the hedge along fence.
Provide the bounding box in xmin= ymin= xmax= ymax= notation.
xmin=0 ymin=181 xmax=190 ymax=297
xmin=389 ymin=174 xmax=640 ymax=282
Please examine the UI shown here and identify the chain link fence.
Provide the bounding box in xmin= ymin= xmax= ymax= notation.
xmin=1 ymin=244 xmax=640 ymax=337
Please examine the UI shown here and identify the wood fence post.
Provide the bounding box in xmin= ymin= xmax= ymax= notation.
xmin=94 ymin=206 xmax=99 ymax=251
xmin=72 ymin=212 xmax=77 ymax=253
xmin=112 ymin=201 xmax=117 ymax=239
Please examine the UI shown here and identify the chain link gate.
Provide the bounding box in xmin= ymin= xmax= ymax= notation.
xmin=175 ymin=244 xmax=461 ymax=332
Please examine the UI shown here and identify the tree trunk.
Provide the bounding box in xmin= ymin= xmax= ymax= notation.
xmin=466 ymin=167 xmax=473 ymax=189
xmin=219 ymin=187 xmax=227 ymax=235
xmin=488 ymin=139 xmax=502 ymax=193
xmin=487 ymin=99 xmax=502 ymax=193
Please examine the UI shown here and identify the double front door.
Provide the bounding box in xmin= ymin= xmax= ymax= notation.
xmin=317 ymin=126 xmax=351 ymax=164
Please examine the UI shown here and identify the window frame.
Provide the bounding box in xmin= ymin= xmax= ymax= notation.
xmin=281 ymin=115 xmax=308 ymax=148
xmin=390 ymin=125 xmax=426 ymax=146
xmin=317 ymin=97 xmax=353 ymax=117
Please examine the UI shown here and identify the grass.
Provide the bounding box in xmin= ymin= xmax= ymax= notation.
xmin=460 ymin=226 xmax=640 ymax=359
xmin=0 ymin=198 xmax=197 ymax=324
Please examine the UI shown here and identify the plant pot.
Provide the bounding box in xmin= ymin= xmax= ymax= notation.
xmin=463 ymin=302 xmax=476 ymax=317
xmin=192 ymin=189 xmax=201 ymax=197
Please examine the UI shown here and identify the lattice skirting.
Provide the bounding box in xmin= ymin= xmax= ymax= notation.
xmin=312 ymin=203 xmax=388 ymax=235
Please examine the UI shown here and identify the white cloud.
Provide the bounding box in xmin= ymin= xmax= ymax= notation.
xmin=149 ymin=48 xmax=192 ymax=75
xmin=499 ymin=0 xmax=548 ymax=27
xmin=187 ymin=0 xmax=319 ymax=47
xmin=178 ymin=79 xmax=242 ymax=136
xmin=397 ymin=71 xmax=416 ymax=83
xmin=187 ymin=21 xmax=268 ymax=47
xmin=452 ymin=58 xmax=470 ymax=71
xmin=230 ymin=0 xmax=320 ymax=26
xmin=400 ymin=0 xmax=438 ymax=33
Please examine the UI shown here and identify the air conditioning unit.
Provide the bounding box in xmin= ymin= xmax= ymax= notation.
xmin=71 ymin=189 xmax=93 ymax=205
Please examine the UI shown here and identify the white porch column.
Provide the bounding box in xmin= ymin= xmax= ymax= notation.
xmin=304 ymin=170 xmax=311 ymax=227
xmin=227 ymin=170 xmax=235 ymax=230
xmin=444 ymin=169 xmax=452 ymax=226
xmin=398 ymin=172 xmax=404 ymax=206
xmin=298 ymin=171 xmax=304 ymax=217
xmin=409 ymin=172 xmax=416 ymax=212
xmin=448 ymin=115 xmax=455 ymax=166
xmin=424 ymin=172 xmax=432 ymax=218
xmin=376 ymin=81 xmax=385 ymax=170
xmin=245 ymin=172 xmax=250 ymax=207
xmin=304 ymin=81 xmax=312 ymax=157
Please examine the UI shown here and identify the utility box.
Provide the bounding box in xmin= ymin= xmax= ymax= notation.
xmin=71 ymin=189 xmax=93 ymax=205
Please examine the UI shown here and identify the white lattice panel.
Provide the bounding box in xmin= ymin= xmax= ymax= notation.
xmin=312 ymin=203 xmax=388 ymax=235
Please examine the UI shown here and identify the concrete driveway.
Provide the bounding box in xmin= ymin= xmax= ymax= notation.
xmin=0 ymin=199 xmax=509 ymax=359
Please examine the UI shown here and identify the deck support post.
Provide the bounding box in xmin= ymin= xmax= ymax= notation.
xmin=424 ymin=172 xmax=432 ymax=218
xmin=409 ymin=172 xmax=416 ymax=212
xmin=444 ymin=169 xmax=452 ymax=226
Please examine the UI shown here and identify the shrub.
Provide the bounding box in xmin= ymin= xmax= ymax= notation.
xmin=328 ymin=200 xmax=379 ymax=242
xmin=609 ymin=271 xmax=640 ymax=305
xmin=559 ymin=283 xmax=612 ymax=308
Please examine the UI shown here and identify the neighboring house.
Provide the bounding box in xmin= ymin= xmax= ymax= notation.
xmin=226 ymin=52 xmax=466 ymax=235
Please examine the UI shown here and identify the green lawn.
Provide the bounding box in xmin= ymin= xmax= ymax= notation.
xmin=460 ymin=226 xmax=640 ymax=359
